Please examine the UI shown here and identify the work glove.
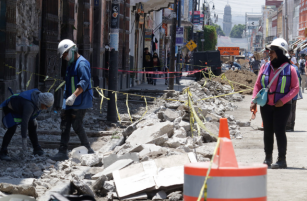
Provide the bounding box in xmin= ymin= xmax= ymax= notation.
xmin=66 ymin=94 xmax=77 ymax=106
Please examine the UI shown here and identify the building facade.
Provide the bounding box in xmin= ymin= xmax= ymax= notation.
xmin=223 ymin=4 xmax=232 ymax=36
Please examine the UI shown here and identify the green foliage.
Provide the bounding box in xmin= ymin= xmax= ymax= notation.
xmin=197 ymin=25 xmax=217 ymax=51
xmin=213 ymin=24 xmax=225 ymax=36
xmin=230 ymin=24 xmax=246 ymax=38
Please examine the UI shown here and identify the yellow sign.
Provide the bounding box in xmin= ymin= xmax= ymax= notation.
xmin=186 ymin=40 xmax=197 ymax=51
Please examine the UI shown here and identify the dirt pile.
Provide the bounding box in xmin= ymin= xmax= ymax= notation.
xmin=212 ymin=70 xmax=257 ymax=95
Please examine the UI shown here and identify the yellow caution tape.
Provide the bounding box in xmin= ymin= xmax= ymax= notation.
xmin=140 ymin=96 xmax=148 ymax=120
xmin=26 ymin=74 xmax=33 ymax=89
xmin=197 ymin=138 xmax=221 ymax=201
xmin=48 ymin=79 xmax=57 ymax=92
xmin=44 ymin=76 xmax=49 ymax=81
xmin=112 ymin=92 xmax=121 ymax=122
xmin=55 ymin=81 xmax=66 ymax=92
xmin=125 ymin=94 xmax=133 ymax=123
xmin=95 ymin=87 xmax=110 ymax=113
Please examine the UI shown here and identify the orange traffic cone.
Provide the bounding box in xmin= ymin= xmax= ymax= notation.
xmin=218 ymin=118 xmax=230 ymax=139
xmin=218 ymin=138 xmax=238 ymax=167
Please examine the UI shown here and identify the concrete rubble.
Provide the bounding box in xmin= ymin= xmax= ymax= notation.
xmin=0 ymin=78 xmax=251 ymax=199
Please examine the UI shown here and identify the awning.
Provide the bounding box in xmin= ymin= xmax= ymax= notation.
xmin=131 ymin=0 xmax=174 ymax=13
xmin=294 ymin=39 xmax=307 ymax=53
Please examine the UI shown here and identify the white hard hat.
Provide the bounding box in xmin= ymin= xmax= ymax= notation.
xmin=58 ymin=39 xmax=76 ymax=58
xmin=266 ymin=38 xmax=288 ymax=54
xmin=285 ymin=53 xmax=291 ymax=59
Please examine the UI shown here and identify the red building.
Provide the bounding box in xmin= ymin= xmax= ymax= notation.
xmin=299 ymin=0 xmax=307 ymax=38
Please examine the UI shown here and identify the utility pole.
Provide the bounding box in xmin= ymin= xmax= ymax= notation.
xmin=191 ymin=0 xmax=195 ymax=41
xmin=107 ymin=0 xmax=120 ymax=122
xmin=285 ymin=1 xmax=288 ymax=42
xmin=169 ymin=0 xmax=178 ymax=90
xmin=176 ymin=0 xmax=182 ymax=85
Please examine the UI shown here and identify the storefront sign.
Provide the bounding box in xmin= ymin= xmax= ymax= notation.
xmin=176 ymin=27 xmax=184 ymax=46
xmin=218 ymin=47 xmax=240 ymax=55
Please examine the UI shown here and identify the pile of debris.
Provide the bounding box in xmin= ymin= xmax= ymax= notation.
xmin=0 ymin=79 xmax=252 ymax=200
xmin=212 ymin=70 xmax=257 ymax=95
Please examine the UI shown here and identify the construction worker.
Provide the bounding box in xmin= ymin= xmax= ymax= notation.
xmin=286 ymin=53 xmax=302 ymax=132
xmin=250 ymin=38 xmax=299 ymax=169
xmin=0 ymin=89 xmax=54 ymax=161
xmin=51 ymin=39 xmax=94 ymax=161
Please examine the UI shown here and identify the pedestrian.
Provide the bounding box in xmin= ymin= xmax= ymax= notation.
xmin=152 ymin=52 xmax=161 ymax=86
xmin=143 ymin=48 xmax=153 ymax=84
xmin=285 ymin=53 xmax=302 ymax=132
xmin=51 ymin=39 xmax=94 ymax=161
xmin=299 ymin=55 xmax=306 ymax=93
xmin=251 ymin=58 xmax=261 ymax=75
xmin=289 ymin=50 xmax=298 ymax=66
xmin=185 ymin=52 xmax=190 ymax=72
xmin=0 ymin=89 xmax=54 ymax=161
xmin=250 ymin=38 xmax=299 ymax=169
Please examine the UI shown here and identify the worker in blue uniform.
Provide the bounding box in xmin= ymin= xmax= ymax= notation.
xmin=51 ymin=39 xmax=94 ymax=161
xmin=0 ymin=89 xmax=54 ymax=161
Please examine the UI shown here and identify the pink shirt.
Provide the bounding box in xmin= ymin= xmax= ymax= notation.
xmin=252 ymin=63 xmax=300 ymax=106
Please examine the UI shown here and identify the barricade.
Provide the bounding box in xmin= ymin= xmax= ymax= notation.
xmin=184 ymin=119 xmax=267 ymax=201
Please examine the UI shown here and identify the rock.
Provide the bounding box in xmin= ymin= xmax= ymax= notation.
xmin=165 ymin=102 xmax=181 ymax=109
xmin=107 ymin=192 xmax=113 ymax=201
xmin=104 ymin=153 xmax=139 ymax=168
xmin=195 ymin=143 xmax=216 ymax=158
xmin=173 ymin=117 xmax=182 ymax=129
xmin=179 ymin=121 xmax=191 ymax=131
xmin=81 ymin=154 xmax=100 ymax=167
xmin=227 ymin=115 xmax=235 ymax=121
xmin=177 ymin=105 xmax=189 ymax=112
xmin=71 ymin=174 xmax=95 ymax=197
xmin=92 ymin=159 xmax=134 ymax=179
xmin=103 ymin=180 xmax=115 ymax=192
xmin=126 ymin=121 xmax=174 ymax=146
xmin=237 ymin=121 xmax=251 ymax=127
xmin=139 ymin=145 xmax=164 ymax=158
xmin=162 ymin=109 xmax=181 ymax=122
xmin=202 ymin=122 xmax=219 ymax=142
xmin=0 ymin=183 xmax=38 ymax=198
xmin=146 ymin=134 xmax=169 ymax=146
xmin=33 ymin=171 xmax=43 ymax=178
xmin=92 ymin=175 xmax=107 ymax=192
xmin=232 ymin=93 xmax=243 ymax=101
xmin=137 ymin=119 xmax=160 ymax=129
xmin=164 ymin=137 xmax=187 ymax=148
xmin=70 ymin=146 xmax=88 ymax=163
xmin=153 ymin=190 xmax=167 ymax=200
xmin=167 ymin=191 xmax=183 ymax=201
xmin=173 ymin=127 xmax=187 ymax=138
xmin=206 ymin=113 xmax=221 ymax=122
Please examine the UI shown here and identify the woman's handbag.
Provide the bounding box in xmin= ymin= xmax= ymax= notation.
xmin=253 ymin=63 xmax=289 ymax=107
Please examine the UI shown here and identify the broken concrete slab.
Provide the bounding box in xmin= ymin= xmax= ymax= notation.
xmin=81 ymin=154 xmax=100 ymax=167
xmin=173 ymin=127 xmax=187 ymax=138
xmin=167 ymin=191 xmax=183 ymax=201
xmin=126 ymin=121 xmax=174 ymax=146
xmin=154 ymin=166 xmax=184 ymax=189
xmin=195 ymin=143 xmax=216 ymax=158
xmin=162 ymin=109 xmax=181 ymax=122
xmin=121 ymin=193 xmax=148 ymax=200
xmin=103 ymin=153 xmax=139 ymax=168
xmin=163 ymin=137 xmax=187 ymax=148
xmin=146 ymin=134 xmax=169 ymax=146
xmin=92 ymin=175 xmax=107 ymax=192
xmin=179 ymin=121 xmax=191 ymax=131
xmin=165 ymin=102 xmax=181 ymax=109
xmin=92 ymin=159 xmax=134 ymax=179
xmin=71 ymin=174 xmax=95 ymax=197
xmin=70 ymin=146 xmax=88 ymax=163
xmin=153 ymin=190 xmax=167 ymax=200
xmin=0 ymin=177 xmax=35 ymax=186
xmin=0 ymin=183 xmax=38 ymax=198
xmin=137 ymin=118 xmax=160 ymax=129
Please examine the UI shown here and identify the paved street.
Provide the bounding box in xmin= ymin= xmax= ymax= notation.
xmin=230 ymin=94 xmax=307 ymax=200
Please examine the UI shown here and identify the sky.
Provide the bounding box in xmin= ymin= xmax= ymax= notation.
xmin=201 ymin=0 xmax=265 ymax=24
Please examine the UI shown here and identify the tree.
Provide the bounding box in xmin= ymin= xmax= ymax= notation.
xmin=213 ymin=24 xmax=225 ymax=36
xmin=230 ymin=24 xmax=246 ymax=38
xmin=197 ymin=25 xmax=217 ymax=51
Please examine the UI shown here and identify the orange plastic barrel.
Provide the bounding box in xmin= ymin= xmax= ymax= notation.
xmin=184 ymin=138 xmax=267 ymax=201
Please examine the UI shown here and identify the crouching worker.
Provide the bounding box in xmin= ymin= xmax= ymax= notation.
xmin=0 ymin=89 xmax=54 ymax=161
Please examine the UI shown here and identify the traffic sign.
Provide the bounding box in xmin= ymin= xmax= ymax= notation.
xmin=94 ymin=0 xmax=99 ymax=6
xmin=186 ymin=40 xmax=197 ymax=51
xmin=176 ymin=27 xmax=184 ymax=46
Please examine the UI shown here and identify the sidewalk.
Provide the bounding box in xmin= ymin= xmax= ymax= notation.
xmin=126 ymin=72 xmax=195 ymax=91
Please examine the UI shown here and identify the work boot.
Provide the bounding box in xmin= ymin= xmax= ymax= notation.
xmin=33 ymin=146 xmax=45 ymax=156
xmin=263 ymin=154 xmax=272 ymax=167
xmin=50 ymin=146 xmax=69 ymax=161
xmin=86 ymin=146 xmax=95 ymax=154
xmin=271 ymin=157 xmax=287 ymax=169
xmin=0 ymin=150 xmax=11 ymax=161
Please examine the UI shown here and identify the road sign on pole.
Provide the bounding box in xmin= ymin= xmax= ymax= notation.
xmin=186 ymin=40 xmax=197 ymax=51
xmin=176 ymin=27 xmax=184 ymax=46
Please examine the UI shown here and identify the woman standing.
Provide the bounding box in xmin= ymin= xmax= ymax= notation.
xmin=152 ymin=52 xmax=161 ymax=86
xmin=250 ymin=38 xmax=299 ymax=169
